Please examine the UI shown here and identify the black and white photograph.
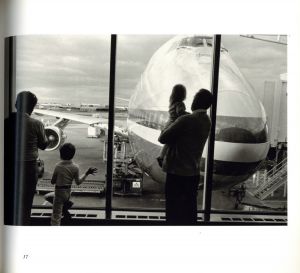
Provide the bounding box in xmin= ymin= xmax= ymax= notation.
xmin=4 ymin=34 xmax=287 ymax=226
xmin=1 ymin=1 xmax=299 ymax=272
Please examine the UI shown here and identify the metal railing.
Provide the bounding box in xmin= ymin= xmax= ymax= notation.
xmin=254 ymin=158 xmax=287 ymax=200
xmin=36 ymin=178 xmax=105 ymax=194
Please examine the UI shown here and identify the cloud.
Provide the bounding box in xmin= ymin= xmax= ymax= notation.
xmin=15 ymin=35 xmax=287 ymax=105
xmin=16 ymin=35 xmax=111 ymax=104
xmin=222 ymin=35 xmax=287 ymax=96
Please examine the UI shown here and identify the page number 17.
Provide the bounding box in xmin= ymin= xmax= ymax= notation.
xmin=23 ymin=254 xmax=29 ymax=259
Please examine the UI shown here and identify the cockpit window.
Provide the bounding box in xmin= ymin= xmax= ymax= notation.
xmin=206 ymin=38 xmax=213 ymax=47
xmin=179 ymin=37 xmax=204 ymax=47
xmin=206 ymin=38 xmax=228 ymax=51
xmin=178 ymin=36 xmax=228 ymax=52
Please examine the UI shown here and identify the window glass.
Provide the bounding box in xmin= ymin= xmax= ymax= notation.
xmin=15 ymin=35 xmax=110 ymax=214
xmin=13 ymin=34 xmax=287 ymax=223
xmin=210 ymin=35 xmax=287 ymax=217
xmin=113 ymin=35 xmax=212 ymax=218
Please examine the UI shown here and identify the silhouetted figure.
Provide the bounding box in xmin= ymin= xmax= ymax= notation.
xmin=50 ymin=143 xmax=97 ymax=225
xmin=5 ymin=91 xmax=49 ymax=225
xmin=157 ymin=84 xmax=189 ymax=167
xmin=158 ymin=89 xmax=212 ymax=225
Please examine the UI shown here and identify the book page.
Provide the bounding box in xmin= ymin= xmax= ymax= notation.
xmin=0 ymin=0 xmax=5 ymax=270
xmin=1 ymin=0 xmax=300 ymax=272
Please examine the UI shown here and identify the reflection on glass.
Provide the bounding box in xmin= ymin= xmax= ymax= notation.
xmin=211 ymin=35 xmax=287 ymax=215
xmin=15 ymin=35 xmax=110 ymax=213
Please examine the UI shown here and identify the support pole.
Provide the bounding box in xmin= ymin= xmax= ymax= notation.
xmin=105 ymin=35 xmax=117 ymax=220
xmin=203 ymin=35 xmax=221 ymax=222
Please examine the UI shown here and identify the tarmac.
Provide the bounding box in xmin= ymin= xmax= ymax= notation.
xmin=33 ymin=118 xmax=167 ymax=210
xmin=32 ymin=113 xmax=286 ymax=212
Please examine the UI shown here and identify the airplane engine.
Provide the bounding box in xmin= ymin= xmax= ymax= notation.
xmin=45 ymin=126 xmax=66 ymax=151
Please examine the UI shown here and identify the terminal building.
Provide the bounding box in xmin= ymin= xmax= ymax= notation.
xmin=248 ymin=73 xmax=288 ymax=205
xmin=263 ymin=73 xmax=287 ymax=150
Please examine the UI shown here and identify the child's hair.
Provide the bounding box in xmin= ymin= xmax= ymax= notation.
xmin=169 ymin=84 xmax=186 ymax=105
xmin=59 ymin=143 xmax=76 ymax=160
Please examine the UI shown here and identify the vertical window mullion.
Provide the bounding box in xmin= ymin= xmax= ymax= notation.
xmin=105 ymin=34 xmax=117 ymax=220
xmin=5 ymin=37 xmax=16 ymax=115
xmin=203 ymin=34 xmax=221 ymax=222
xmin=4 ymin=36 xmax=16 ymax=225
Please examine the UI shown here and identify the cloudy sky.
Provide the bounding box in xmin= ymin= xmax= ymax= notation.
xmin=15 ymin=35 xmax=287 ymax=106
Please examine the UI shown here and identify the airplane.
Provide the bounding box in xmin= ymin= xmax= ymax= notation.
xmin=79 ymin=103 xmax=101 ymax=111
xmin=33 ymin=35 xmax=269 ymax=191
xmin=37 ymin=102 xmax=63 ymax=109
xmin=76 ymin=103 xmax=128 ymax=112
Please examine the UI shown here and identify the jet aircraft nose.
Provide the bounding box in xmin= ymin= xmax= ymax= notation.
xmin=128 ymin=36 xmax=270 ymax=186
xmin=217 ymin=90 xmax=264 ymax=118
xmin=215 ymin=90 xmax=268 ymax=144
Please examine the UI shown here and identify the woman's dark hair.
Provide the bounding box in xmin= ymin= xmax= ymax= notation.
xmin=15 ymin=91 xmax=38 ymax=114
xmin=169 ymin=84 xmax=186 ymax=105
xmin=191 ymin=89 xmax=212 ymax=111
xmin=60 ymin=143 xmax=76 ymax=160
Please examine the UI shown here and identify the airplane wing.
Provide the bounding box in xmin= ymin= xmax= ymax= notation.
xmin=33 ymin=109 xmax=104 ymax=125
xmin=116 ymin=97 xmax=130 ymax=102
xmin=33 ymin=109 xmax=128 ymax=137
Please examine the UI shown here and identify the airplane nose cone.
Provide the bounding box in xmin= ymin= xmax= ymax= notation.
xmin=215 ymin=90 xmax=268 ymax=144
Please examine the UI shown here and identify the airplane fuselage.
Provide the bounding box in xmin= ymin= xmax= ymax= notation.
xmin=127 ymin=36 xmax=269 ymax=188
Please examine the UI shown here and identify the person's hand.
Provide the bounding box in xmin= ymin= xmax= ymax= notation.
xmin=86 ymin=167 xmax=98 ymax=176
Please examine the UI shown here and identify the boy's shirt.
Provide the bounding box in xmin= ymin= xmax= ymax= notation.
xmin=51 ymin=160 xmax=80 ymax=187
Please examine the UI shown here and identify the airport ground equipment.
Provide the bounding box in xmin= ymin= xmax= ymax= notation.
xmin=253 ymin=157 xmax=287 ymax=200
xmin=103 ymin=135 xmax=143 ymax=196
xmin=36 ymin=179 xmax=105 ymax=195
xmin=229 ymin=184 xmax=246 ymax=209
xmin=87 ymin=125 xmax=103 ymax=138
xmin=36 ymin=135 xmax=142 ymax=196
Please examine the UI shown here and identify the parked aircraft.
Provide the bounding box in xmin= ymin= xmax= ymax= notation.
xmin=34 ymin=35 xmax=269 ymax=189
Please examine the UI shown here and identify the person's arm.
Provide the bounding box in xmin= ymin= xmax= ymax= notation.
xmin=51 ymin=167 xmax=58 ymax=185
xmin=74 ymin=167 xmax=97 ymax=185
xmin=158 ymin=115 xmax=187 ymax=144
xmin=37 ymin=121 xmax=49 ymax=150
xmin=175 ymin=102 xmax=186 ymax=116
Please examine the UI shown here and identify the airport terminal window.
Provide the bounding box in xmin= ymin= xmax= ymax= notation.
xmin=7 ymin=35 xmax=287 ymax=224
xmin=111 ymin=35 xmax=212 ymax=219
xmin=15 ymin=35 xmax=111 ymax=216
xmin=210 ymin=35 xmax=287 ymax=219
